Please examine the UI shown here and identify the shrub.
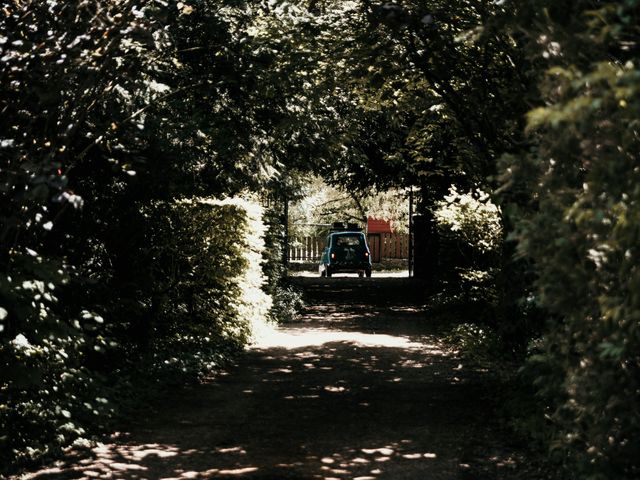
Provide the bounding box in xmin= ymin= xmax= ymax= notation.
xmin=140 ymin=197 xmax=272 ymax=376
xmin=0 ymin=197 xmax=272 ymax=473
xmin=501 ymin=3 xmax=640 ymax=477
xmin=270 ymin=285 xmax=305 ymax=324
xmin=435 ymin=186 xmax=503 ymax=257
xmin=434 ymin=186 xmax=502 ymax=281
xmin=431 ymin=187 xmax=503 ymax=327
xmin=444 ymin=322 xmax=502 ymax=360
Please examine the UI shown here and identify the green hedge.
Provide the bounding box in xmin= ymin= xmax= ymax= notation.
xmin=0 ymin=197 xmax=271 ymax=474
xmin=500 ymin=3 xmax=640 ymax=477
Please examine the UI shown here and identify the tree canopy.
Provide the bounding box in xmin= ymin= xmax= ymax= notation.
xmin=2 ymin=0 xmax=639 ymax=478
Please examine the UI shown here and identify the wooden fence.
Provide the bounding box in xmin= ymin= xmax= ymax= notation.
xmin=368 ymin=233 xmax=410 ymax=262
xmin=288 ymin=236 xmax=326 ymax=262
xmin=288 ymin=233 xmax=409 ymax=263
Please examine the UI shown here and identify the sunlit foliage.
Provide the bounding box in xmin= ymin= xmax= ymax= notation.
xmin=290 ymin=176 xmax=410 ymax=236
xmin=2 ymin=0 xmax=639 ymax=478
xmin=435 ymin=187 xmax=502 ymax=255
xmin=0 ymin=0 xmax=282 ymax=472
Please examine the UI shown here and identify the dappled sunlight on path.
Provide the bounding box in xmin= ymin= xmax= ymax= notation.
xmin=253 ymin=325 xmax=434 ymax=351
xmin=19 ymin=277 xmax=532 ymax=480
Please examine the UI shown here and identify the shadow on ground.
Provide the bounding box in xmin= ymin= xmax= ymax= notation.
xmin=20 ymin=277 xmax=535 ymax=480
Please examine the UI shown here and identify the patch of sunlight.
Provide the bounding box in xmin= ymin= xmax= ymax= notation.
xmin=181 ymin=449 xmax=201 ymax=455
xmin=253 ymin=328 xmax=425 ymax=350
xmin=389 ymin=306 xmax=420 ymax=312
xmin=294 ymin=351 xmax=318 ymax=359
xmin=110 ymin=462 xmax=147 ymax=471
xmin=216 ymin=446 xmax=247 ymax=454
xmin=218 ymin=467 xmax=259 ymax=475
xmin=93 ymin=443 xmax=180 ymax=463
xmin=321 ymin=467 xmax=350 ymax=475
xmin=399 ymin=359 xmax=426 ymax=368
xmin=270 ymin=367 xmax=293 ymax=373
xmin=402 ymin=453 xmax=422 ymax=459
xmin=324 ymin=385 xmax=348 ymax=393
xmin=362 ymin=447 xmax=394 ymax=456
xmin=179 ymin=472 xmax=199 ymax=479
xmin=129 ymin=445 xmax=180 ymax=461
xmin=275 ymin=462 xmax=305 ymax=468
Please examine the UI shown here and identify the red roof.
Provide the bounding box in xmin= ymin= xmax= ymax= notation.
xmin=367 ymin=217 xmax=393 ymax=234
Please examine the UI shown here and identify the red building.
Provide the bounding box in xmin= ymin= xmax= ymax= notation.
xmin=367 ymin=217 xmax=394 ymax=234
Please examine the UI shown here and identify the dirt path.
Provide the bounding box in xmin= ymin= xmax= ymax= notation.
xmin=21 ymin=276 xmax=538 ymax=480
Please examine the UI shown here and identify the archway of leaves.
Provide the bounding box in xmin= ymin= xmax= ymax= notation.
xmin=2 ymin=1 xmax=639 ymax=479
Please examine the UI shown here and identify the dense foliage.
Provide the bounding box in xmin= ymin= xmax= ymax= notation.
xmin=433 ymin=187 xmax=502 ymax=320
xmin=2 ymin=0 xmax=639 ymax=478
xmin=277 ymin=1 xmax=640 ymax=477
xmin=1 ymin=195 xmax=271 ymax=470
xmin=500 ymin=1 xmax=640 ymax=477
xmin=0 ymin=0 xmax=287 ymax=472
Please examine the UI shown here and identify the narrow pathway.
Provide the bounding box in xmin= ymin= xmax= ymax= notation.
xmin=22 ymin=276 xmax=537 ymax=480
